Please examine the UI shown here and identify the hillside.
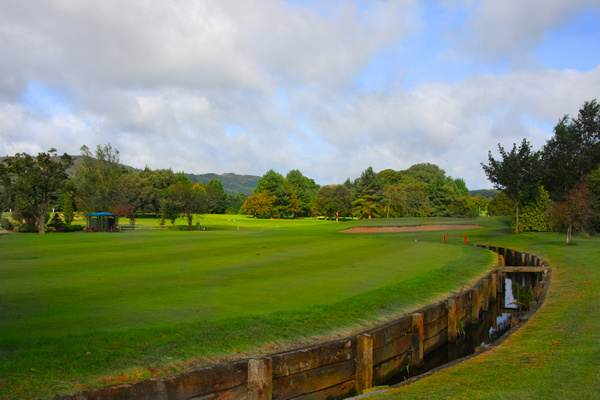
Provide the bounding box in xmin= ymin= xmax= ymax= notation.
xmin=187 ymin=172 xmax=259 ymax=195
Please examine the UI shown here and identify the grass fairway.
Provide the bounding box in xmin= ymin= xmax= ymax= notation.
xmin=0 ymin=216 xmax=497 ymax=399
xmin=372 ymin=229 xmax=600 ymax=400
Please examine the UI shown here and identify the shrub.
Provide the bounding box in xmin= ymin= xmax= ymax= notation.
xmin=17 ymin=224 xmax=38 ymax=233
xmin=45 ymin=226 xmax=57 ymax=233
xmin=0 ymin=218 xmax=12 ymax=230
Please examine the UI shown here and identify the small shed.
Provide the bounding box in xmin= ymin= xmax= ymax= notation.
xmin=86 ymin=212 xmax=120 ymax=232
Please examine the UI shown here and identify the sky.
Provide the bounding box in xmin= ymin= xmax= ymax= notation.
xmin=1 ymin=0 xmax=599 ymax=189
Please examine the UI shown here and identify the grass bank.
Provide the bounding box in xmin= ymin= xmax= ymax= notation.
xmin=0 ymin=215 xmax=496 ymax=399
xmin=371 ymin=229 xmax=600 ymax=399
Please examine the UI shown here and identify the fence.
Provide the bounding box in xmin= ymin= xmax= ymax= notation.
xmin=55 ymin=246 xmax=550 ymax=400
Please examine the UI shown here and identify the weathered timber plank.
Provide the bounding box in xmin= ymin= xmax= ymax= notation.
xmin=248 ymin=358 xmax=273 ymax=400
xmin=272 ymin=360 xmax=355 ymax=400
xmin=421 ymin=302 xmax=447 ymax=325
xmin=355 ymin=334 xmax=373 ymax=395
xmin=162 ymin=360 xmax=248 ymax=398
xmin=423 ymin=315 xmax=448 ymax=340
xmin=411 ymin=313 xmax=424 ymax=366
xmin=271 ymin=339 xmax=353 ymax=378
xmin=370 ymin=316 xmax=412 ymax=349
xmin=289 ymin=380 xmax=356 ymax=400
xmin=81 ymin=360 xmax=248 ymax=400
xmin=423 ymin=328 xmax=448 ymax=355
xmin=373 ymin=352 xmax=409 ymax=386
xmin=372 ymin=334 xmax=411 ymax=366
xmin=190 ymin=385 xmax=247 ymax=400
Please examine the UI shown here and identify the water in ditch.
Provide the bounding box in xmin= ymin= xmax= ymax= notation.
xmin=385 ymin=271 xmax=542 ymax=385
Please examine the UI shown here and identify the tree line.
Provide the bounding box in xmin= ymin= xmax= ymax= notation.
xmin=0 ymin=144 xmax=248 ymax=233
xmin=245 ymin=164 xmax=484 ymax=220
xmin=482 ymin=99 xmax=600 ymax=243
xmin=0 ymin=141 xmax=485 ymax=234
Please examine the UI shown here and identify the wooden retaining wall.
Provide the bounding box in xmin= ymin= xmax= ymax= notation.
xmin=54 ymin=246 xmax=549 ymax=400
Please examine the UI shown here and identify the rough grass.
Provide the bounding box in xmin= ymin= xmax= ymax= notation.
xmin=372 ymin=228 xmax=600 ymax=400
xmin=0 ymin=215 xmax=496 ymax=399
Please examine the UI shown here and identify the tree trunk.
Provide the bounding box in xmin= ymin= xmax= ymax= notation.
xmin=38 ymin=206 xmax=46 ymax=235
xmin=515 ymin=203 xmax=519 ymax=234
xmin=566 ymin=224 xmax=572 ymax=245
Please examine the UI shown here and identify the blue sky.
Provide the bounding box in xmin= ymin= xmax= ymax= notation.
xmin=1 ymin=0 xmax=599 ymax=189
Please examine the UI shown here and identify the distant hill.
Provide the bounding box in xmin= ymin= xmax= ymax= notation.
xmin=187 ymin=173 xmax=259 ymax=195
xmin=470 ymin=189 xmax=500 ymax=199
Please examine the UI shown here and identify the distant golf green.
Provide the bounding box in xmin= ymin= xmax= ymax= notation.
xmin=0 ymin=215 xmax=496 ymax=399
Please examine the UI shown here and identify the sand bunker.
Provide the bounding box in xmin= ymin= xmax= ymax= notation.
xmin=341 ymin=224 xmax=484 ymax=233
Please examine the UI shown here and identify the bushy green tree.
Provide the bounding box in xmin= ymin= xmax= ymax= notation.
xmin=511 ymin=187 xmax=553 ymax=233
xmin=482 ymin=139 xmax=541 ymax=233
xmin=0 ymin=149 xmax=73 ymax=234
xmin=71 ymin=144 xmax=126 ymax=213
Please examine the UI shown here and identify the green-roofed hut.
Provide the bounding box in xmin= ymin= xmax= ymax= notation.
xmin=86 ymin=212 xmax=120 ymax=232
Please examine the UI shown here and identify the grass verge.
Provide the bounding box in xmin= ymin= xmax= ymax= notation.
xmin=372 ymin=230 xmax=600 ymax=399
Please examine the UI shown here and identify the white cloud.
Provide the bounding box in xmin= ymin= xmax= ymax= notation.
xmin=452 ymin=0 xmax=600 ymax=66
xmin=0 ymin=0 xmax=599 ymax=192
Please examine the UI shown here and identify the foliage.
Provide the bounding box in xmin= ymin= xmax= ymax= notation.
xmin=314 ymin=185 xmax=353 ymax=218
xmin=243 ymin=190 xmax=277 ymax=218
xmin=541 ymin=99 xmax=600 ymax=201
xmin=48 ymin=213 xmax=64 ymax=228
xmin=353 ymin=167 xmax=384 ymax=219
xmin=482 ymin=138 xmax=541 ymax=233
xmin=166 ymin=181 xmax=210 ymax=230
xmin=0 ymin=217 xmax=12 ymax=230
xmin=62 ymin=192 xmax=74 ymax=225
xmin=448 ymin=195 xmax=478 ymax=218
xmin=487 ymin=191 xmax=513 ymax=216
xmin=71 ymin=144 xmax=127 ymax=213
xmin=0 ymin=148 xmax=73 ymax=234
xmin=510 ymin=187 xmax=553 ymax=233
xmin=551 ymin=182 xmax=596 ymax=244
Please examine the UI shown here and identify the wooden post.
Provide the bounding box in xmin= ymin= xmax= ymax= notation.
xmin=411 ymin=313 xmax=424 ymax=366
xmin=447 ymin=298 xmax=457 ymax=343
xmin=355 ymin=334 xmax=373 ymax=394
xmin=472 ymin=289 xmax=480 ymax=323
xmin=491 ymin=272 xmax=498 ymax=301
xmin=248 ymin=358 xmax=272 ymax=400
xmin=482 ymin=278 xmax=490 ymax=311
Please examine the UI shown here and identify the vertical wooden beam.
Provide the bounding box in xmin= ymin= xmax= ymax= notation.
xmin=472 ymin=289 xmax=480 ymax=323
xmin=491 ymin=272 xmax=498 ymax=301
xmin=248 ymin=358 xmax=272 ymax=400
xmin=411 ymin=313 xmax=424 ymax=366
xmin=447 ymin=298 xmax=457 ymax=342
xmin=355 ymin=334 xmax=373 ymax=395
xmin=482 ymin=278 xmax=490 ymax=311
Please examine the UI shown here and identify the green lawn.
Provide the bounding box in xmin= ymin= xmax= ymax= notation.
xmin=0 ymin=215 xmax=496 ymax=399
xmin=371 ymin=229 xmax=600 ymax=399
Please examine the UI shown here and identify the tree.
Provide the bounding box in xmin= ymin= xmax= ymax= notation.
xmin=541 ymin=100 xmax=600 ymax=201
xmin=487 ymin=191 xmax=514 ymax=216
xmin=62 ymin=192 xmax=75 ymax=225
xmin=381 ymin=184 xmax=406 ymax=217
xmin=117 ymin=173 xmax=154 ymax=224
xmin=71 ymin=144 xmax=126 ymax=212
xmin=243 ymin=191 xmax=277 ymax=218
xmin=166 ymin=181 xmax=209 ymax=230
xmin=0 ymin=149 xmax=73 ymax=234
xmin=482 ymin=139 xmax=541 ymax=234
xmin=314 ymin=185 xmax=353 ymax=219
xmin=206 ymin=178 xmax=227 ymax=214
xmin=353 ymin=167 xmax=383 ymax=219
xmin=551 ymin=183 xmax=596 ymax=244
xmin=254 ymin=170 xmax=287 ymax=217
xmin=286 ymin=170 xmax=319 ymax=217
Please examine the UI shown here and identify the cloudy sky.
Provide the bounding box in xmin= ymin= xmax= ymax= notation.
xmin=1 ymin=0 xmax=599 ymax=189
